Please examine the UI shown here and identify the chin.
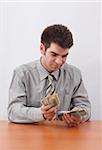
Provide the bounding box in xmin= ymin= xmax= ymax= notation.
xmin=49 ymin=65 xmax=60 ymax=72
xmin=51 ymin=67 xmax=59 ymax=72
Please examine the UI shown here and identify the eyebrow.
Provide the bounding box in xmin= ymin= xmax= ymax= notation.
xmin=62 ymin=53 xmax=69 ymax=57
xmin=51 ymin=51 xmax=69 ymax=57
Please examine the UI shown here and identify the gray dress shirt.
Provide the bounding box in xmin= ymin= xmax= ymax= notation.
xmin=8 ymin=59 xmax=91 ymax=123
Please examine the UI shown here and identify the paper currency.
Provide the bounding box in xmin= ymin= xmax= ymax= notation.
xmin=57 ymin=109 xmax=87 ymax=119
xmin=41 ymin=93 xmax=60 ymax=107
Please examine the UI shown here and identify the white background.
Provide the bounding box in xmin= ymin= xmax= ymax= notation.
xmin=0 ymin=1 xmax=101 ymax=120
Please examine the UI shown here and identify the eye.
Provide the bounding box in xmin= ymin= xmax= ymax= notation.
xmin=62 ymin=54 xmax=68 ymax=58
xmin=51 ymin=53 xmax=57 ymax=56
xmin=52 ymin=54 xmax=57 ymax=56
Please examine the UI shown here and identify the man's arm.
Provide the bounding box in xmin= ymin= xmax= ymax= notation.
xmin=59 ymin=68 xmax=91 ymax=126
xmin=71 ymin=70 xmax=91 ymax=122
xmin=8 ymin=70 xmax=44 ymax=123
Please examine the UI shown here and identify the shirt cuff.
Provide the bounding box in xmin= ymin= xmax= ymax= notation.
xmin=28 ymin=107 xmax=44 ymax=122
xmin=75 ymin=106 xmax=90 ymax=122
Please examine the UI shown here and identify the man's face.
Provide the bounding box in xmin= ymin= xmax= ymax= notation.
xmin=40 ymin=42 xmax=69 ymax=72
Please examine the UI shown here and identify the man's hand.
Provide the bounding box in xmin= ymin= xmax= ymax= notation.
xmin=61 ymin=107 xmax=82 ymax=127
xmin=61 ymin=113 xmax=81 ymax=127
xmin=41 ymin=93 xmax=60 ymax=107
xmin=41 ymin=105 xmax=56 ymax=121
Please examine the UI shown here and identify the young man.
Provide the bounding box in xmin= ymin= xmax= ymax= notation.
xmin=8 ymin=24 xmax=91 ymax=127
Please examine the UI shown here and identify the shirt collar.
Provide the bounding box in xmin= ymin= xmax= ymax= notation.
xmin=37 ymin=59 xmax=60 ymax=81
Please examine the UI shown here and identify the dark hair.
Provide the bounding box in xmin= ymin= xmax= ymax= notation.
xmin=41 ymin=24 xmax=73 ymax=50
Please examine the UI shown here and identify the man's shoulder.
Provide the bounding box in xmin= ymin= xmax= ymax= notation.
xmin=63 ymin=63 xmax=81 ymax=73
xmin=62 ymin=63 xmax=81 ymax=79
xmin=14 ymin=60 xmax=39 ymax=73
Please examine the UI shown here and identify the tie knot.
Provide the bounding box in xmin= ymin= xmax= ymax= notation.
xmin=48 ymin=74 xmax=53 ymax=82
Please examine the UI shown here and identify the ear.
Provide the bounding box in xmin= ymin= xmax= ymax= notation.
xmin=40 ymin=43 xmax=46 ymax=55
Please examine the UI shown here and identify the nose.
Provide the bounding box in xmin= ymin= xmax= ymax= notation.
xmin=55 ymin=57 xmax=63 ymax=66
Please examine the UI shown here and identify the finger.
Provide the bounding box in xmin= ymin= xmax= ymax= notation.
xmin=44 ymin=107 xmax=56 ymax=114
xmin=47 ymin=114 xmax=56 ymax=120
xmin=62 ymin=115 xmax=77 ymax=127
xmin=44 ymin=112 xmax=56 ymax=120
xmin=44 ymin=111 xmax=56 ymax=116
xmin=68 ymin=123 xmax=78 ymax=127
xmin=70 ymin=115 xmax=81 ymax=124
xmin=63 ymin=114 xmax=78 ymax=126
xmin=67 ymin=114 xmax=81 ymax=125
xmin=47 ymin=106 xmax=56 ymax=113
xmin=64 ymin=114 xmax=75 ymax=123
xmin=41 ymin=105 xmax=53 ymax=111
xmin=62 ymin=115 xmax=70 ymax=124
xmin=43 ymin=98 xmax=49 ymax=106
xmin=70 ymin=115 xmax=80 ymax=121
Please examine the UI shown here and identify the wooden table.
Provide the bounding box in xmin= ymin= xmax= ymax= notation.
xmin=0 ymin=120 xmax=101 ymax=150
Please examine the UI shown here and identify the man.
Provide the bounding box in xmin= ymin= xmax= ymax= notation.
xmin=8 ymin=24 xmax=91 ymax=127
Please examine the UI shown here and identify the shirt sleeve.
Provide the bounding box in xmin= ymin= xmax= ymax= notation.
xmin=8 ymin=70 xmax=44 ymax=123
xmin=71 ymin=70 xmax=91 ymax=122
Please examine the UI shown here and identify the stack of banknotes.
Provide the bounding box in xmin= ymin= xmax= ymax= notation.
xmin=41 ymin=93 xmax=60 ymax=107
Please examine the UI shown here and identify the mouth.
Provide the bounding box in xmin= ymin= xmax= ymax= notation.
xmin=51 ymin=64 xmax=61 ymax=70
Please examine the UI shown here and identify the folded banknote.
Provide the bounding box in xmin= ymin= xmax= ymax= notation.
xmin=57 ymin=109 xmax=87 ymax=119
xmin=41 ymin=93 xmax=60 ymax=107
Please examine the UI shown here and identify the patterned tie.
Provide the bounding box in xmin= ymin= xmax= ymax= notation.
xmin=46 ymin=74 xmax=55 ymax=96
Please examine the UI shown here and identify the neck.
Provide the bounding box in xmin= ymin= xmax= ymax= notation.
xmin=40 ymin=57 xmax=52 ymax=73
